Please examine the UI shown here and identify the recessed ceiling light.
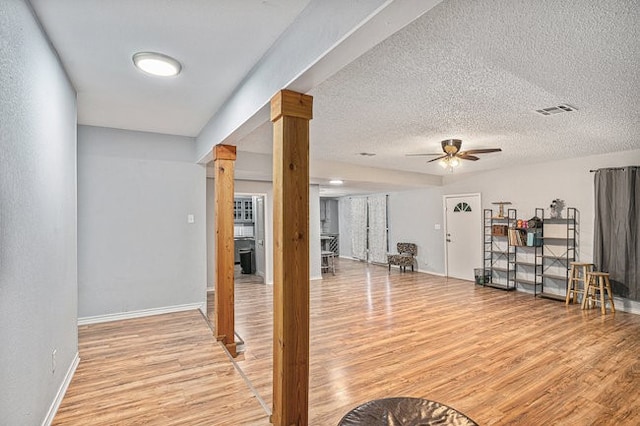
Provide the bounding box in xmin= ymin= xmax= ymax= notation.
xmin=133 ymin=52 xmax=182 ymax=77
xmin=329 ymin=179 xmax=344 ymax=185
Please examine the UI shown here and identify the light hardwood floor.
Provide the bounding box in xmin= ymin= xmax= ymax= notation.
xmin=52 ymin=311 xmax=269 ymax=425
xmin=56 ymin=259 xmax=640 ymax=425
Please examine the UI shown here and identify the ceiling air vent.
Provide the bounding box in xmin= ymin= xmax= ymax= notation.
xmin=535 ymin=104 xmax=577 ymax=116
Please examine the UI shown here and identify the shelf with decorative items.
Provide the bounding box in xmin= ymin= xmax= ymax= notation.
xmin=482 ymin=208 xmax=516 ymax=291
xmin=538 ymin=205 xmax=578 ymax=301
xmin=509 ymin=208 xmax=544 ymax=296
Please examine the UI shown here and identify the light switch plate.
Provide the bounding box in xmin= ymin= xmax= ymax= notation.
xmin=187 ymin=214 xmax=195 ymax=224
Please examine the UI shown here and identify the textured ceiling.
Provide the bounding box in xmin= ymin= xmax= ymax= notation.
xmin=30 ymin=0 xmax=311 ymax=137
xmin=237 ymin=0 xmax=640 ymax=179
xmin=29 ymin=0 xmax=640 ymax=195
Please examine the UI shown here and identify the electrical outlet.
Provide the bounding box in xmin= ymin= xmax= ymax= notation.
xmin=52 ymin=349 xmax=57 ymax=374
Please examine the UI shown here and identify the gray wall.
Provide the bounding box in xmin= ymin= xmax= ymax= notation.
xmin=207 ymin=179 xmax=322 ymax=285
xmin=0 ymin=1 xmax=79 ymax=423
xmin=77 ymin=126 xmax=206 ymax=318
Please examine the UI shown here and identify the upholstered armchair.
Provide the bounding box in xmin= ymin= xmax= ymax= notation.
xmin=387 ymin=242 xmax=417 ymax=272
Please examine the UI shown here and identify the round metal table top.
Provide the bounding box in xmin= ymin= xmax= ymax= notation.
xmin=338 ymin=397 xmax=478 ymax=426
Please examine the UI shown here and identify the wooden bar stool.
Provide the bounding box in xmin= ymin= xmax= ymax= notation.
xmin=321 ymin=250 xmax=336 ymax=275
xmin=566 ymin=262 xmax=593 ymax=305
xmin=581 ymin=272 xmax=616 ymax=314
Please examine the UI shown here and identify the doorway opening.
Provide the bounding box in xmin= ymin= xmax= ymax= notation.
xmin=234 ymin=193 xmax=267 ymax=285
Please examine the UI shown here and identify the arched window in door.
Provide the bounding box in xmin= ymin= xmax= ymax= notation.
xmin=454 ymin=202 xmax=472 ymax=212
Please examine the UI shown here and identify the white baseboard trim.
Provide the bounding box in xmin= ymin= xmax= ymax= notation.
xmin=509 ymin=289 xmax=639 ymax=315
xmin=207 ymin=286 xmax=214 ymax=292
xmin=607 ymin=296 xmax=639 ymax=315
xmin=339 ymin=255 xmax=364 ymax=261
xmin=416 ymin=269 xmax=445 ymax=277
xmin=42 ymin=352 xmax=79 ymax=426
xmin=310 ymin=275 xmax=323 ymax=281
xmin=78 ymin=303 xmax=204 ymax=325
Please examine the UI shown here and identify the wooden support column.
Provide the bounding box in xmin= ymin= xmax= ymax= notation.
xmin=270 ymin=90 xmax=313 ymax=426
xmin=213 ymin=144 xmax=237 ymax=357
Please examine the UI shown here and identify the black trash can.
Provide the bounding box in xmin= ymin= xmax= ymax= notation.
xmin=239 ymin=249 xmax=253 ymax=274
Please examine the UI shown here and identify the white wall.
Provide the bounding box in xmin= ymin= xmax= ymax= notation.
xmin=77 ymin=126 xmax=206 ymax=318
xmin=340 ymin=149 xmax=640 ymax=313
xmin=443 ymin=148 xmax=640 ymax=312
xmin=0 ymin=1 xmax=78 ymax=423
xmin=338 ymin=191 xmax=445 ymax=275
xmin=387 ymin=188 xmax=445 ymax=275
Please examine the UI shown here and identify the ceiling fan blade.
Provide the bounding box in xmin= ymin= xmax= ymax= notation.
xmin=405 ymin=153 xmax=442 ymax=157
xmin=460 ymin=148 xmax=502 ymax=155
xmin=427 ymin=154 xmax=448 ymax=163
xmin=457 ymin=154 xmax=480 ymax=161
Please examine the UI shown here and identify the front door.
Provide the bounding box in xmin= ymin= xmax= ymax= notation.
xmin=445 ymin=194 xmax=482 ymax=281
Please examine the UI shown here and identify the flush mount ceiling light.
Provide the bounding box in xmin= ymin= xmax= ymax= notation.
xmin=329 ymin=179 xmax=344 ymax=185
xmin=132 ymin=52 xmax=182 ymax=77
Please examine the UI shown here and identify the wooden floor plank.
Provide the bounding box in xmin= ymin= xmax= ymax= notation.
xmin=53 ymin=310 xmax=269 ymax=426
xmin=55 ymin=259 xmax=640 ymax=425
xmin=228 ymin=259 xmax=640 ymax=425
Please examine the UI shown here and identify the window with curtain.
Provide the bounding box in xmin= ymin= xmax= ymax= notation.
xmin=350 ymin=195 xmax=388 ymax=263
xmin=593 ymin=166 xmax=639 ymax=301
xmin=367 ymin=195 xmax=388 ymax=264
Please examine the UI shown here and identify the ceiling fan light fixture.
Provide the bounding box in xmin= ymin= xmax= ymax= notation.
xmin=442 ymin=139 xmax=462 ymax=154
xmin=439 ymin=156 xmax=460 ymax=172
xmin=133 ymin=52 xmax=182 ymax=77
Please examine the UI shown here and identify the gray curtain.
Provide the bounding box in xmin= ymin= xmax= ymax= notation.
xmin=593 ymin=167 xmax=640 ymax=301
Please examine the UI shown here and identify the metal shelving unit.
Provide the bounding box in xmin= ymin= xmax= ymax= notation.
xmin=512 ymin=207 xmax=543 ymax=296
xmin=539 ymin=207 xmax=577 ymax=301
xmin=482 ymin=208 xmax=516 ymax=291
